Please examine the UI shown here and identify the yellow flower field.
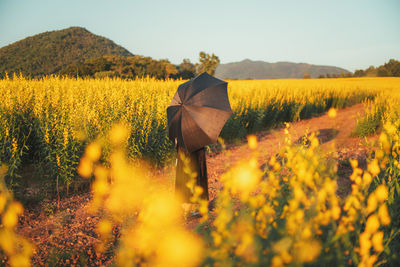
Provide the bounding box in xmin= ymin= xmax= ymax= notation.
xmin=0 ymin=76 xmax=389 ymax=185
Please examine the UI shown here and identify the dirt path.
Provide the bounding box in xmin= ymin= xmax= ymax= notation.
xmin=206 ymin=103 xmax=373 ymax=199
xmin=16 ymin=103 xmax=376 ymax=265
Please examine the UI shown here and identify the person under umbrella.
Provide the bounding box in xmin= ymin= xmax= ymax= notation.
xmin=174 ymin=139 xmax=208 ymax=202
xmin=167 ymin=72 xmax=232 ymax=212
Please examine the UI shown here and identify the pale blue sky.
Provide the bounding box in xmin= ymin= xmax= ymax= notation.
xmin=0 ymin=0 xmax=399 ymax=71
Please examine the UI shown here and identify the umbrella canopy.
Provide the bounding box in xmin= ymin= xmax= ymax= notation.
xmin=167 ymin=72 xmax=232 ymax=152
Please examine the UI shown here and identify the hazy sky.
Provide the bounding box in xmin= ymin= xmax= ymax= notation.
xmin=1 ymin=0 xmax=399 ymax=71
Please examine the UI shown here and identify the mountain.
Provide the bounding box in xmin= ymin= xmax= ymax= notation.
xmin=0 ymin=27 xmax=133 ymax=77
xmin=215 ymin=59 xmax=350 ymax=79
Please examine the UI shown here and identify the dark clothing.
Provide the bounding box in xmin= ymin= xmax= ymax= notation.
xmin=175 ymin=146 xmax=209 ymax=203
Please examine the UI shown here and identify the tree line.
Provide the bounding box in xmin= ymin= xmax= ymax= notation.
xmin=316 ymin=59 xmax=400 ymax=79
xmin=60 ymin=51 xmax=220 ymax=79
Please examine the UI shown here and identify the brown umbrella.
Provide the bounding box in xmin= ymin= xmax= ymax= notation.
xmin=167 ymin=72 xmax=232 ymax=152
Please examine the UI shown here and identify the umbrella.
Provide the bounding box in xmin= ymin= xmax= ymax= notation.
xmin=167 ymin=72 xmax=232 ymax=152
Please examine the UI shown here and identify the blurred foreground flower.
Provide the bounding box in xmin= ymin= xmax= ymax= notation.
xmin=0 ymin=164 xmax=33 ymax=267
xmin=328 ymin=107 xmax=337 ymax=118
xmin=85 ymin=123 xmax=204 ymax=266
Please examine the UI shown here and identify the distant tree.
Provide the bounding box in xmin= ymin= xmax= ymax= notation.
xmin=318 ymin=74 xmax=326 ymax=78
xmin=326 ymin=73 xmax=331 ymax=78
xmin=86 ymin=57 xmax=111 ymax=72
xmin=338 ymin=72 xmax=351 ymax=78
xmin=60 ymin=63 xmax=94 ymax=77
xmin=197 ymin=52 xmax=220 ymax=76
xmin=392 ymin=62 xmax=400 ymax=77
xmin=165 ymin=64 xmax=178 ymax=79
xmin=354 ymin=69 xmax=365 ymax=77
xmin=365 ymin=66 xmax=377 ymax=77
xmin=148 ymin=59 xmax=165 ymax=79
xmin=383 ymin=59 xmax=400 ymax=77
xmin=349 ymin=59 xmax=400 ymax=78
xmin=175 ymin=59 xmax=196 ymax=79
xmin=160 ymin=60 xmax=178 ymax=79
xmin=60 ymin=64 xmax=79 ymax=77
xmin=377 ymin=66 xmax=390 ymax=77
xmin=303 ymin=72 xmax=311 ymax=79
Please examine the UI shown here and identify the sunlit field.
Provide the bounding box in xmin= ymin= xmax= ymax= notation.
xmin=1 ymin=76 xmax=400 ymax=266
xmin=0 ymin=76 xmax=387 ymax=184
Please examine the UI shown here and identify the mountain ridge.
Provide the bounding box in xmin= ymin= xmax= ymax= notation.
xmin=215 ymin=59 xmax=349 ymax=79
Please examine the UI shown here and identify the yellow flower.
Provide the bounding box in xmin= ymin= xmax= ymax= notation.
xmin=362 ymin=172 xmax=372 ymax=186
xmin=235 ymin=232 xmax=256 ymax=262
xmin=379 ymin=133 xmax=390 ymax=153
xmin=2 ymin=210 xmax=18 ymax=228
xmin=211 ymin=232 xmax=222 ymax=246
xmin=247 ymin=135 xmax=258 ymax=150
xmin=375 ymin=185 xmax=388 ymax=202
xmin=44 ymin=129 xmax=50 ymax=144
xmin=367 ymin=255 xmax=378 ymax=266
xmin=230 ymin=161 xmax=262 ymax=200
xmin=97 ymin=219 xmax=112 ymax=236
xmin=378 ymin=204 xmax=391 ymax=226
xmin=56 ymin=154 xmax=61 ymax=167
xmin=11 ymin=138 xmax=18 ymax=156
xmin=63 ymin=128 xmax=69 ymax=147
xmin=310 ymin=136 xmax=319 ymax=148
xmin=295 ymin=209 xmax=304 ymax=223
xmin=2 ymin=203 xmax=23 ymax=228
xmin=375 ymin=149 xmax=384 ymax=160
xmin=365 ymin=214 xmax=380 ymax=234
xmin=366 ymin=193 xmax=377 ymax=214
xmin=331 ymin=205 xmax=341 ymax=220
xmin=109 ymin=123 xmax=130 ymax=146
xmin=328 ymin=107 xmax=337 ymax=118
xmin=272 ymin=237 xmax=292 ymax=254
xmin=280 ymin=250 xmax=292 ymax=264
xmin=271 ymin=256 xmax=284 ymax=267
xmin=301 ymin=226 xmax=312 ymax=239
xmin=350 ymin=159 xmax=358 ymax=168
xmin=140 ymin=194 xmax=181 ymax=229
xmin=85 ymin=142 xmax=102 ymax=162
xmin=367 ymin=160 xmax=380 ymax=177
xmin=384 ymin=123 xmax=397 ymax=135
xmin=294 ymin=240 xmax=321 ymax=263
xmin=359 ymin=232 xmax=371 ymax=256
xmin=371 ymin=231 xmax=384 ymax=252
xmin=77 ymin=157 xmax=93 ymax=178
xmin=156 ymin=230 xmax=203 ymax=267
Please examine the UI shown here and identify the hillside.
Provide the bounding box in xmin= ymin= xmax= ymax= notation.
xmin=0 ymin=27 xmax=133 ymax=77
xmin=215 ymin=59 xmax=349 ymax=79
